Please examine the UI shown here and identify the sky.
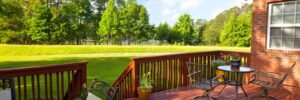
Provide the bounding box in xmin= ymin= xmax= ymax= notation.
xmin=137 ymin=0 xmax=253 ymax=26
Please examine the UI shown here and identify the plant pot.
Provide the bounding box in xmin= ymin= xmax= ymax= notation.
xmin=137 ymin=87 xmax=151 ymax=100
xmin=231 ymin=60 xmax=241 ymax=67
xmin=231 ymin=60 xmax=241 ymax=70
xmin=216 ymin=69 xmax=225 ymax=82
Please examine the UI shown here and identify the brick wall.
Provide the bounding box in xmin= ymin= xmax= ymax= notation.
xmin=252 ymin=0 xmax=300 ymax=93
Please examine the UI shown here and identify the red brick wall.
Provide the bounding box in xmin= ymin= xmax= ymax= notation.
xmin=252 ymin=0 xmax=300 ymax=93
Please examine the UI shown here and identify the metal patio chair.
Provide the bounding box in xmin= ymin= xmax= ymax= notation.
xmin=250 ymin=62 xmax=296 ymax=100
xmin=186 ymin=62 xmax=225 ymax=100
xmin=87 ymin=79 xmax=118 ymax=100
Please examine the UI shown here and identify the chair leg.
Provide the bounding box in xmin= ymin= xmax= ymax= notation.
xmin=251 ymin=87 xmax=277 ymax=100
xmin=194 ymin=90 xmax=210 ymax=100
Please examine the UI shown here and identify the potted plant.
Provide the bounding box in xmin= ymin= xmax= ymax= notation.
xmin=230 ymin=54 xmax=241 ymax=69
xmin=138 ymin=72 xmax=153 ymax=100
xmin=211 ymin=59 xmax=225 ymax=82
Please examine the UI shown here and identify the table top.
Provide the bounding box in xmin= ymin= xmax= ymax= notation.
xmin=217 ymin=65 xmax=255 ymax=73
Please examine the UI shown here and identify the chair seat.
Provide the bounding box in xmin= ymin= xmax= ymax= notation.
xmin=86 ymin=92 xmax=102 ymax=100
xmin=251 ymin=79 xmax=277 ymax=88
xmin=195 ymin=80 xmax=219 ymax=90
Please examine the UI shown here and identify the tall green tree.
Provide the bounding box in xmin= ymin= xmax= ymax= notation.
xmin=173 ymin=13 xmax=194 ymax=45
xmin=28 ymin=4 xmax=52 ymax=44
xmin=202 ymin=7 xmax=240 ymax=45
xmin=136 ymin=6 xmax=150 ymax=42
xmin=220 ymin=4 xmax=252 ymax=47
xmin=193 ymin=19 xmax=207 ymax=44
xmin=155 ymin=22 xmax=171 ymax=44
xmin=98 ymin=0 xmax=119 ymax=44
xmin=0 ymin=0 xmax=24 ymax=43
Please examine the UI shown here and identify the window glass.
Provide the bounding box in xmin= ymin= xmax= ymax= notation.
xmin=270 ymin=28 xmax=281 ymax=38
xmin=296 ymin=13 xmax=300 ymax=23
xmin=295 ymin=28 xmax=300 ymax=38
xmin=272 ymin=4 xmax=283 ymax=15
xmin=282 ymin=39 xmax=294 ymax=48
xmin=297 ymin=2 xmax=300 ymax=13
xmin=270 ymin=38 xmax=282 ymax=48
xmin=271 ymin=15 xmax=282 ymax=24
xmin=283 ymin=14 xmax=295 ymax=24
xmin=284 ymin=2 xmax=296 ymax=14
xmin=294 ymin=38 xmax=300 ymax=48
xmin=282 ymin=27 xmax=295 ymax=38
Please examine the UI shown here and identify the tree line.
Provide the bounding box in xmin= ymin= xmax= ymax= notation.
xmin=0 ymin=0 xmax=252 ymax=46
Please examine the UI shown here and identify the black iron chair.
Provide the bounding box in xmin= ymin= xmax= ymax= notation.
xmin=250 ymin=62 xmax=296 ymax=100
xmin=87 ymin=79 xmax=118 ymax=100
xmin=186 ymin=62 xmax=224 ymax=99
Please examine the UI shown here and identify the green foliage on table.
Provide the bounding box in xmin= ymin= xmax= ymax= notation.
xmin=231 ymin=54 xmax=241 ymax=61
xmin=139 ymin=72 xmax=153 ymax=92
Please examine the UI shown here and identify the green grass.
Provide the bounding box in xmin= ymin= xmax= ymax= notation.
xmin=0 ymin=45 xmax=250 ymax=99
xmin=0 ymin=44 xmax=250 ymax=56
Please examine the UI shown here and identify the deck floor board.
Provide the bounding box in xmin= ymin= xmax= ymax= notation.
xmin=127 ymin=84 xmax=299 ymax=100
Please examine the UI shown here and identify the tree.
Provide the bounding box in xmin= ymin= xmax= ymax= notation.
xmin=155 ymin=22 xmax=171 ymax=44
xmin=0 ymin=0 xmax=24 ymax=43
xmin=28 ymin=4 xmax=52 ymax=44
xmin=98 ymin=0 xmax=119 ymax=44
xmin=173 ymin=13 xmax=194 ymax=45
xmin=193 ymin=19 xmax=207 ymax=44
xmin=220 ymin=4 xmax=252 ymax=47
xmin=136 ymin=5 xmax=150 ymax=42
xmin=202 ymin=7 xmax=240 ymax=45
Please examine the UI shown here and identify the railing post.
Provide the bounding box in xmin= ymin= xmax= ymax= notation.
xmin=131 ymin=60 xmax=138 ymax=97
xmin=182 ymin=57 xmax=188 ymax=86
xmin=81 ymin=63 xmax=87 ymax=86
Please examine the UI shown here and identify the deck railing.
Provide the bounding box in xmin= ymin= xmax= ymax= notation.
xmin=0 ymin=62 xmax=87 ymax=100
xmin=113 ymin=51 xmax=250 ymax=99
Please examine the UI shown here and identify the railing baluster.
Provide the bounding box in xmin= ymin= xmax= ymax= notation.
xmin=37 ymin=75 xmax=40 ymax=100
xmin=49 ymin=73 xmax=53 ymax=100
xmin=56 ymin=72 xmax=60 ymax=100
xmin=45 ymin=74 xmax=48 ymax=100
xmin=31 ymin=75 xmax=35 ymax=100
xmin=23 ymin=76 xmax=27 ymax=100
xmin=17 ymin=77 xmax=21 ymax=100
xmin=61 ymin=72 xmax=64 ymax=100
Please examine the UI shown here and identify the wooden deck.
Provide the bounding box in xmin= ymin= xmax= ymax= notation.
xmin=127 ymin=84 xmax=299 ymax=100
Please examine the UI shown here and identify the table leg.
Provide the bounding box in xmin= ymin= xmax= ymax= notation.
xmin=241 ymin=86 xmax=248 ymax=97
xmin=235 ymin=84 xmax=239 ymax=100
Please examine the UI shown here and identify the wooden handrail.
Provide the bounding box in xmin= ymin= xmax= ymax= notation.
xmin=113 ymin=61 xmax=134 ymax=87
xmin=0 ymin=62 xmax=88 ymax=100
xmin=113 ymin=51 xmax=251 ymax=99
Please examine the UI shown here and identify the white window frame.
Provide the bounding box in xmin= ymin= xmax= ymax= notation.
xmin=267 ymin=1 xmax=300 ymax=50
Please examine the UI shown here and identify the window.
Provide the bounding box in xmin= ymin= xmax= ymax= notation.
xmin=267 ymin=1 xmax=300 ymax=50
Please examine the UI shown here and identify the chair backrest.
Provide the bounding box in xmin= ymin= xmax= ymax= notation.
xmin=88 ymin=79 xmax=118 ymax=100
xmin=278 ymin=62 xmax=296 ymax=86
xmin=186 ymin=62 xmax=210 ymax=83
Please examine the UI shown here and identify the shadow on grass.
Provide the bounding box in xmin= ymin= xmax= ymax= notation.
xmin=0 ymin=56 xmax=132 ymax=84
xmin=0 ymin=56 xmax=132 ymax=99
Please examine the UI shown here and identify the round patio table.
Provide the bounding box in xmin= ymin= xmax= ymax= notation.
xmin=217 ymin=65 xmax=255 ymax=100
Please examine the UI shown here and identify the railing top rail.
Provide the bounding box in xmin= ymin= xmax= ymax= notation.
xmin=113 ymin=61 xmax=134 ymax=87
xmin=0 ymin=61 xmax=88 ymax=77
xmin=132 ymin=51 xmax=224 ymax=62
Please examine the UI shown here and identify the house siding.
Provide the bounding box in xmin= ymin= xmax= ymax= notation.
xmin=252 ymin=0 xmax=300 ymax=93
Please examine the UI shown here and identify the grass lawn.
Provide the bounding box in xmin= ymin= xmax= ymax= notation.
xmin=0 ymin=45 xmax=250 ymax=83
xmin=0 ymin=45 xmax=250 ymax=99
